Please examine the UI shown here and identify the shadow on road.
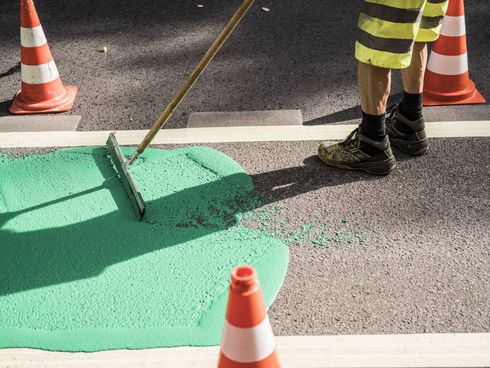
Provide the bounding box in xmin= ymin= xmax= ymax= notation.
xmin=250 ymin=155 xmax=382 ymax=202
xmin=303 ymin=93 xmax=404 ymax=125
xmin=0 ymin=100 xmax=12 ymax=117
xmin=0 ymin=63 xmax=20 ymax=79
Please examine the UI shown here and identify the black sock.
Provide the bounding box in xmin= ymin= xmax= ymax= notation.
xmin=399 ymin=91 xmax=423 ymax=121
xmin=360 ymin=111 xmax=386 ymax=142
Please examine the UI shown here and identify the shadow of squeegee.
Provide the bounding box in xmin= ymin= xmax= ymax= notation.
xmin=0 ymin=178 xmax=123 ymax=227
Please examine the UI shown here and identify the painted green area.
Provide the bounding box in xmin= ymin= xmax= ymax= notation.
xmin=0 ymin=147 xmax=289 ymax=352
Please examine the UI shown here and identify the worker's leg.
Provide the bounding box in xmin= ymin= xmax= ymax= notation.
xmin=358 ymin=62 xmax=391 ymax=141
xmin=359 ymin=62 xmax=391 ymax=116
xmin=398 ymin=42 xmax=428 ymax=121
xmin=318 ymin=61 xmax=395 ymax=176
xmin=401 ymin=42 xmax=427 ymax=95
xmin=385 ymin=1 xmax=449 ymax=155
xmin=318 ymin=0 xmax=430 ymax=175
xmin=385 ymin=41 xmax=429 ymax=155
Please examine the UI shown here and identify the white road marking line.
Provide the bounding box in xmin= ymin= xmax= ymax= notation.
xmin=188 ymin=110 xmax=303 ymax=127
xmin=0 ymin=115 xmax=81 ymax=132
xmin=0 ymin=333 xmax=488 ymax=367
xmin=0 ymin=121 xmax=488 ymax=148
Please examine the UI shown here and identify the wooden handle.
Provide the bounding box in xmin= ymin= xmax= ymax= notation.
xmin=129 ymin=0 xmax=255 ymax=165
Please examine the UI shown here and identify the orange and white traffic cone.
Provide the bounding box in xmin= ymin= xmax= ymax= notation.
xmin=423 ymin=0 xmax=485 ymax=106
xmin=217 ymin=266 xmax=281 ymax=368
xmin=9 ymin=0 xmax=77 ymax=114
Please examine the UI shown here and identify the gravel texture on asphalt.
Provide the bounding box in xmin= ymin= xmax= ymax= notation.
xmin=0 ymin=0 xmax=488 ymax=341
xmin=208 ymin=138 xmax=490 ymax=336
xmin=0 ymin=0 xmax=488 ymax=129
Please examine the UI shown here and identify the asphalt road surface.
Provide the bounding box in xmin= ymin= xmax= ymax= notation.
xmin=209 ymin=138 xmax=490 ymax=336
xmin=2 ymin=137 xmax=489 ymax=336
xmin=0 ymin=0 xmax=489 ymax=337
xmin=0 ymin=0 xmax=489 ymax=128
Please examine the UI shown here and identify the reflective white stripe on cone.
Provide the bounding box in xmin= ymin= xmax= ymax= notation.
xmin=20 ymin=25 xmax=47 ymax=47
xmin=221 ymin=316 xmax=276 ymax=363
xmin=427 ymin=52 xmax=468 ymax=75
xmin=21 ymin=61 xmax=59 ymax=84
xmin=440 ymin=15 xmax=466 ymax=37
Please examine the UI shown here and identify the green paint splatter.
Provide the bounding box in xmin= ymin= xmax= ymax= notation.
xmin=0 ymin=146 xmax=289 ymax=352
xmin=240 ymin=201 xmax=376 ymax=247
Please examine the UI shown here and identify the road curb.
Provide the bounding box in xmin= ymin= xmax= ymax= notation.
xmin=1 ymin=333 xmax=489 ymax=367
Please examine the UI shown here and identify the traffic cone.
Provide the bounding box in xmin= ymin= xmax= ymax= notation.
xmin=217 ymin=266 xmax=281 ymax=368
xmin=423 ymin=0 xmax=485 ymax=106
xmin=9 ymin=0 xmax=77 ymax=114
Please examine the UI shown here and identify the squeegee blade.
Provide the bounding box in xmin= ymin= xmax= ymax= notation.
xmin=106 ymin=133 xmax=146 ymax=219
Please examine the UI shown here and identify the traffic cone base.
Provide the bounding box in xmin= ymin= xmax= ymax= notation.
xmin=10 ymin=85 xmax=77 ymax=114
xmin=424 ymin=71 xmax=485 ymax=106
xmin=424 ymin=85 xmax=485 ymax=106
xmin=218 ymin=351 xmax=281 ymax=368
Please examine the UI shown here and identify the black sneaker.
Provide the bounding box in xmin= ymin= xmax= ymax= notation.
xmin=386 ymin=105 xmax=428 ymax=156
xmin=318 ymin=128 xmax=396 ymax=175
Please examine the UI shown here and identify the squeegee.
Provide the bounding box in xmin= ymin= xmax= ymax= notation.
xmin=106 ymin=0 xmax=255 ymax=219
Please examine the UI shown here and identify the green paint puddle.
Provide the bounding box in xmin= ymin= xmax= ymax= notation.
xmin=0 ymin=147 xmax=289 ymax=352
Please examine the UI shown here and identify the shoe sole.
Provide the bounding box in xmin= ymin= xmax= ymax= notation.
xmin=318 ymin=155 xmax=397 ymax=176
xmin=389 ymin=138 xmax=428 ymax=156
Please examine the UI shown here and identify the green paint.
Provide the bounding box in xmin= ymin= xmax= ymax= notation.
xmin=0 ymin=146 xmax=289 ymax=352
xmin=241 ymin=203 xmax=375 ymax=247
